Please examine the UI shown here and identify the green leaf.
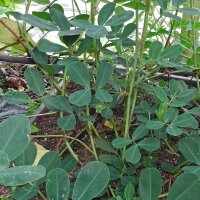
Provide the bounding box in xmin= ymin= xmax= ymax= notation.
xmin=124 ymin=183 xmax=135 ymax=200
xmin=169 ymin=79 xmax=179 ymax=95
xmin=70 ymin=19 xmax=91 ymax=29
xmin=22 ymin=14 xmax=59 ymax=31
xmin=79 ymin=115 xmax=95 ymax=122
xmin=95 ymin=89 xmax=113 ymax=102
xmin=69 ymin=89 xmax=91 ymax=106
xmin=72 ymin=161 xmax=110 ymax=200
xmin=30 ymin=47 xmax=48 ymax=65
xmin=50 ymin=8 xmax=70 ymax=31
xmin=178 ymin=8 xmax=200 ymax=16
xmin=121 ymin=176 xmax=138 ymax=186
xmin=132 ymin=124 xmax=149 ymax=140
xmin=106 ymin=11 xmax=134 ymax=26
xmin=100 ymin=107 xmax=113 ymax=119
xmin=38 ymin=39 xmax=66 ymax=53
xmin=172 ymin=0 xmax=187 ymax=7
xmin=67 ymin=61 xmax=90 ymax=87
xmin=42 ymin=95 xmax=72 ymax=113
xmin=189 ymin=107 xmax=200 ymax=117
xmin=159 ymin=44 xmax=183 ymax=59
xmin=138 ymin=137 xmax=160 ymax=152
xmin=149 ymin=41 xmax=163 ymax=59
xmin=166 ymin=125 xmax=183 ymax=136
xmin=162 ymin=11 xmax=182 ymax=22
xmin=184 ymin=166 xmax=200 ymax=178
xmin=58 ymin=28 xmax=82 ymax=36
xmin=0 ymin=165 xmax=46 ymax=186
xmin=121 ymin=23 xmax=137 ymax=39
xmin=85 ymin=25 xmax=108 ymax=39
xmin=32 ymin=11 xmax=52 ymax=21
xmin=99 ymin=154 xmax=123 ymax=170
xmin=164 ymin=107 xmax=179 ymax=123
xmin=3 ymin=91 xmax=30 ymax=105
xmin=58 ymin=57 xmax=79 ymax=65
xmin=112 ymin=137 xmax=132 ymax=149
xmin=46 ymin=168 xmax=70 ymax=200
xmin=157 ymin=0 xmax=167 ymax=10
xmin=172 ymin=113 xmax=198 ymax=129
xmin=60 ymin=35 xmax=80 ymax=47
xmin=161 ymin=162 xmax=175 ymax=173
xmin=96 ymin=62 xmax=113 ymax=88
xmin=98 ymin=2 xmax=116 ymax=25
xmin=167 ymin=173 xmax=200 ymax=200
xmin=125 ymin=145 xmax=141 ymax=164
xmin=13 ymin=142 xmax=37 ymax=166
xmin=24 ymin=67 xmax=45 ymax=96
xmin=60 ymin=155 xmax=77 ymax=173
xmin=178 ymin=137 xmax=200 ymax=165
xmin=116 ymin=196 xmax=123 ymax=200
xmin=154 ymin=86 xmax=168 ymax=102
xmin=109 ymin=167 xmax=120 ymax=181
xmin=77 ymin=36 xmax=93 ymax=56
xmin=139 ymin=168 xmax=162 ymax=200
xmin=38 ymin=151 xmax=61 ymax=183
xmin=0 ymin=151 xmax=9 ymax=170
xmin=94 ymin=138 xmax=116 ymax=153
xmin=13 ymin=184 xmax=39 ymax=200
xmin=57 ymin=114 xmax=76 ymax=131
xmin=0 ymin=115 xmax=30 ymax=161
xmin=33 ymin=0 xmax=49 ymax=4
xmin=146 ymin=121 xmax=164 ymax=130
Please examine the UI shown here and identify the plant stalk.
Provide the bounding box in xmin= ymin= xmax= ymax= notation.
xmin=0 ymin=18 xmax=28 ymax=53
xmin=86 ymin=106 xmax=98 ymax=160
xmin=190 ymin=0 xmax=200 ymax=94
xmin=140 ymin=0 xmax=150 ymax=56
xmin=164 ymin=138 xmax=180 ymax=156
xmin=38 ymin=190 xmax=47 ymax=200
xmin=31 ymin=135 xmax=94 ymax=155
xmin=165 ymin=10 xmax=178 ymax=47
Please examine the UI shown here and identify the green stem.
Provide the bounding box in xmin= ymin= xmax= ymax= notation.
xmin=90 ymin=0 xmax=96 ymax=24
xmin=31 ymin=134 xmax=94 ymax=155
xmin=62 ymin=66 xmax=68 ymax=96
xmin=108 ymin=185 xmax=116 ymax=198
xmin=122 ymin=0 xmax=150 ymax=162
xmin=22 ymin=0 xmax=32 ymax=50
xmin=164 ymin=138 xmax=180 ymax=156
xmin=73 ymin=0 xmax=81 ymax=15
xmin=165 ymin=10 xmax=178 ymax=47
xmin=38 ymin=190 xmax=47 ymax=200
xmin=90 ymin=0 xmax=99 ymax=67
xmin=190 ymin=0 xmax=200 ymax=94
xmin=0 ymin=42 xmax=18 ymax=51
xmin=86 ymin=106 xmax=98 ymax=160
xmin=122 ymin=0 xmax=140 ymax=162
xmin=64 ymin=139 xmax=81 ymax=163
xmin=196 ymin=75 xmax=200 ymax=94
xmin=111 ymin=118 xmax=119 ymax=138
xmin=59 ymin=66 xmax=81 ymax=163
xmin=140 ymin=0 xmax=150 ymax=56
xmin=71 ymin=0 xmax=75 ymax=18
xmin=38 ymin=66 xmax=62 ymax=93
xmin=88 ymin=124 xmax=98 ymax=160
xmin=90 ymin=123 xmax=101 ymax=138
xmin=28 ymin=112 xmax=57 ymax=118
xmin=130 ymin=88 xmax=138 ymax=120
xmin=124 ymin=0 xmax=139 ymax=139
xmin=159 ymin=193 xmax=168 ymax=198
